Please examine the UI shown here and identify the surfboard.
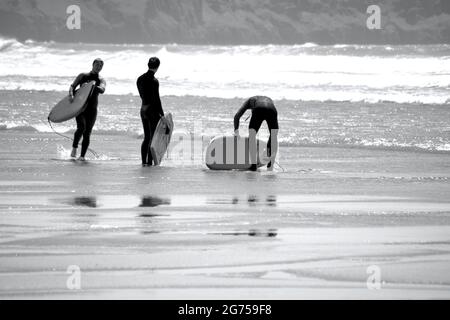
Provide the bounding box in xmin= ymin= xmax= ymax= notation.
xmin=205 ymin=135 xmax=268 ymax=170
xmin=150 ymin=113 xmax=174 ymax=165
xmin=48 ymin=81 xmax=96 ymax=123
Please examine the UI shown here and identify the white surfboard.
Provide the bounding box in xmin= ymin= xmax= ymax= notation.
xmin=205 ymin=135 xmax=268 ymax=170
xmin=150 ymin=113 xmax=174 ymax=165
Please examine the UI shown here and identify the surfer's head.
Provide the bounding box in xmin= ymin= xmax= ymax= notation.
xmin=92 ymin=58 xmax=104 ymax=74
xmin=148 ymin=57 xmax=160 ymax=71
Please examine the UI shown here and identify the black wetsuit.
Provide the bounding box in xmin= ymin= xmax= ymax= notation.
xmin=234 ymin=96 xmax=279 ymax=159
xmin=71 ymin=72 xmax=106 ymax=157
xmin=137 ymin=70 xmax=164 ymax=165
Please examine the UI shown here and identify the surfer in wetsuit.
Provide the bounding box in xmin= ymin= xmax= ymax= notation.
xmin=137 ymin=57 xmax=166 ymax=166
xmin=69 ymin=58 xmax=106 ymax=160
xmin=234 ymin=96 xmax=279 ymax=171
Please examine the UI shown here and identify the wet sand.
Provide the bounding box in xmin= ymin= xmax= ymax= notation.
xmin=1 ymin=131 xmax=450 ymax=299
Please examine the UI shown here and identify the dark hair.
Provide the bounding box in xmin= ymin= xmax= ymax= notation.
xmin=148 ymin=57 xmax=160 ymax=69
xmin=93 ymin=58 xmax=104 ymax=66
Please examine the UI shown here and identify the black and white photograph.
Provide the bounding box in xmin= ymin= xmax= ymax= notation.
xmin=0 ymin=0 xmax=449 ymax=303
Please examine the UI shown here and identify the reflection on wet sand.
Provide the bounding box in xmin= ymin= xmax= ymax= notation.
xmin=207 ymin=195 xmax=277 ymax=207
xmin=63 ymin=195 xmax=171 ymax=209
xmin=211 ymin=228 xmax=278 ymax=237
xmin=140 ymin=230 xmax=160 ymax=235
xmin=248 ymin=195 xmax=258 ymax=204
xmin=64 ymin=194 xmax=276 ymax=209
xmin=266 ymin=195 xmax=277 ymax=207
xmin=249 ymin=228 xmax=277 ymax=237
xmin=139 ymin=213 xmax=168 ymax=218
xmin=139 ymin=196 xmax=171 ymax=207
xmin=72 ymin=197 xmax=97 ymax=208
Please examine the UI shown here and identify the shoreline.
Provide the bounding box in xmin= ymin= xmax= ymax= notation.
xmin=1 ymin=88 xmax=448 ymax=106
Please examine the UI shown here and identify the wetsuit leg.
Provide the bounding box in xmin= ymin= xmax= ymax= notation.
xmin=265 ymin=107 xmax=279 ymax=131
xmin=141 ymin=111 xmax=151 ymax=165
xmin=249 ymin=106 xmax=279 ymax=169
xmin=73 ymin=114 xmax=86 ymax=149
xmin=80 ymin=108 xmax=97 ymax=158
xmin=146 ymin=117 xmax=159 ymax=165
xmin=265 ymin=108 xmax=279 ymax=168
xmin=248 ymin=111 xmax=264 ymax=134
xmin=248 ymin=111 xmax=264 ymax=169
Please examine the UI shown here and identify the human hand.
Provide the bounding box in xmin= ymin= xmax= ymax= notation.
xmin=161 ymin=116 xmax=171 ymax=129
xmin=69 ymin=87 xmax=74 ymax=102
xmin=234 ymin=129 xmax=240 ymax=137
xmin=96 ymin=85 xmax=105 ymax=94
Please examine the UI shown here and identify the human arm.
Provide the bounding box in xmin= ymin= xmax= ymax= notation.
xmin=233 ymin=98 xmax=251 ymax=133
xmin=136 ymin=76 xmax=144 ymax=100
xmin=153 ymin=79 xmax=164 ymax=118
xmin=154 ymin=81 xmax=171 ymax=126
xmin=148 ymin=78 xmax=165 ymax=123
xmin=69 ymin=73 xmax=84 ymax=100
xmin=96 ymin=77 xmax=106 ymax=94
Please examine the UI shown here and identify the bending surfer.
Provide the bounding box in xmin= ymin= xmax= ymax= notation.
xmin=137 ymin=57 xmax=166 ymax=166
xmin=69 ymin=58 xmax=106 ymax=160
xmin=234 ymin=96 xmax=279 ymax=171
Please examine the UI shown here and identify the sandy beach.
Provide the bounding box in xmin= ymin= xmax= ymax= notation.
xmin=1 ymin=130 xmax=450 ymax=299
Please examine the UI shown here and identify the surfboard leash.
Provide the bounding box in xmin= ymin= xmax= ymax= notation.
xmin=46 ymin=119 xmax=99 ymax=158
xmin=275 ymin=161 xmax=286 ymax=172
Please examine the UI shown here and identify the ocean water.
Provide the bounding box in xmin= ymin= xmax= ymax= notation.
xmin=0 ymin=38 xmax=449 ymax=153
xmin=1 ymin=38 xmax=449 ymax=103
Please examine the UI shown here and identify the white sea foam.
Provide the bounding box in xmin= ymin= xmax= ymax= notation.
xmin=0 ymin=38 xmax=449 ymax=104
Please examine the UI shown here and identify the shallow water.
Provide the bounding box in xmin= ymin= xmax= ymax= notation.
xmin=1 ymin=91 xmax=450 ymax=153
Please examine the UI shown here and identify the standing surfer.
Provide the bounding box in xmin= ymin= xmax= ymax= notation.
xmin=234 ymin=96 xmax=279 ymax=171
xmin=137 ymin=57 xmax=166 ymax=166
xmin=69 ymin=58 xmax=106 ymax=160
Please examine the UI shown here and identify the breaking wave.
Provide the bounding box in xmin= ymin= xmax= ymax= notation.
xmin=0 ymin=38 xmax=449 ymax=104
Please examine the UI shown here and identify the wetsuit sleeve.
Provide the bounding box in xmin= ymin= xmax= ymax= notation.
xmin=153 ymin=79 xmax=164 ymax=118
xmin=69 ymin=73 xmax=84 ymax=96
xmin=136 ymin=76 xmax=144 ymax=100
xmin=97 ymin=77 xmax=106 ymax=94
xmin=234 ymin=98 xmax=251 ymax=130
xmin=71 ymin=73 xmax=84 ymax=90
